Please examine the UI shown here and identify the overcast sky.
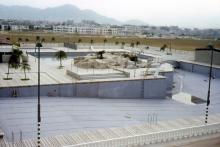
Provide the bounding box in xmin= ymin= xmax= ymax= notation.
xmin=1 ymin=0 xmax=220 ymax=28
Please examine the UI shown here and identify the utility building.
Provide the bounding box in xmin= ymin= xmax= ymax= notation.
xmin=195 ymin=48 xmax=220 ymax=65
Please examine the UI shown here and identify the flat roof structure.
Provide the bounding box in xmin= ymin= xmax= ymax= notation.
xmin=0 ymin=70 xmax=220 ymax=142
xmin=0 ymin=44 xmax=220 ymax=147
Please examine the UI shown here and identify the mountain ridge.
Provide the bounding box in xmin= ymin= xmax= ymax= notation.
xmin=0 ymin=4 xmax=122 ymax=24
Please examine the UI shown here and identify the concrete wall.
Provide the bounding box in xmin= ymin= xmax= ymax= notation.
xmin=0 ymin=78 xmax=168 ymax=99
xmin=160 ymin=72 xmax=174 ymax=91
xmin=21 ymin=43 xmax=64 ymax=48
xmin=28 ymin=51 xmax=93 ymax=57
xmin=98 ymin=80 xmax=142 ymax=98
xmin=179 ymin=61 xmax=220 ymax=78
xmin=144 ymin=79 xmax=167 ymax=99
xmin=76 ymin=83 xmax=99 ymax=97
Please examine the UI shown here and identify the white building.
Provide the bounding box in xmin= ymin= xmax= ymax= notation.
xmin=53 ymin=25 xmax=145 ymax=36
xmin=10 ymin=25 xmax=29 ymax=31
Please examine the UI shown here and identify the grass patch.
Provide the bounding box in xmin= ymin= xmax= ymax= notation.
xmin=1 ymin=31 xmax=220 ymax=51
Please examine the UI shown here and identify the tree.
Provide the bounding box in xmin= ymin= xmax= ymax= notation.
xmin=10 ymin=48 xmax=23 ymax=69
xmin=51 ymin=37 xmax=55 ymax=42
xmin=25 ymin=38 xmax=29 ymax=42
xmin=55 ymin=50 xmax=67 ymax=68
xmin=18 ymin=38 xmax=22 ymax=42
xmin=36 ymin=36 xmax=40 ymax=41
xmin=78 ymin=38 xmax=82 ymax=43
xmin=136 ymin=41 xmax=140 ymax=47
xmin=96 ymin=50 xmax=105 ymax=59
xmin=130 ymin=42 xmax=135 ymax=48
xmin=115 ymin=41 xmax=119 ymax=45
xmin=207 ymin=44 xmax=214 ymax=49
xmin=4 ymin=49 xmax=23 ymax=80
xmin=90 ymin=39 xmax=94 ymax=45
xmin=121 ymin=42 xmax=125 ymax=49
xmin=41 ymin=38 xmax=45 ymax=43
xmin=14 ymin=42 xmax=21 ymax=48
xmin=4 ymin=55 xmax=14 ymax=80
xmin=104 ymin=38 xmax=107 ymax=46
xmin=20 ymin=61 xmax=31 ymax=80
xmin=160 ymin=44 xmax=167 ymax=51
xmin=129 ymin=54 xmax=138 ymax=66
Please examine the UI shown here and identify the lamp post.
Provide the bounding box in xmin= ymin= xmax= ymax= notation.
xmin=205 ymin=45 xmax=215 ymax=124
xmin=36 ymin=39 xmax=43 ymax=147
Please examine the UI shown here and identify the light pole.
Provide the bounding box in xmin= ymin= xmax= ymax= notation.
xmin=169 ymin=40 xmax=172 ymax=53
xmin=205 ymin=45 xmax=217 ymax=124
xmin=36 ymin=38 xmax=43 ymax=147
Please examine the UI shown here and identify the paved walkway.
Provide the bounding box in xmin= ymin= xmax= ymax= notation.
xmin=0 ymin=55 xmax=75 ymax=88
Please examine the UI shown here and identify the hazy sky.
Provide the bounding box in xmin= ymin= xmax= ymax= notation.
xmin=1 ymin=0 xmax=220 ymax=28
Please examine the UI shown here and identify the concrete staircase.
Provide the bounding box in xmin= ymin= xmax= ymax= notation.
xmin=79 ymin=73 xmax=127 ymax=80
xmin=66 ymin=69 xmax=128 ymax=80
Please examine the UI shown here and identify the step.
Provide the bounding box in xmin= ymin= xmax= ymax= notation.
xmin=80 ymin=74 xmax=126 ymax=80
xmin=80 ymin=73 xmax=125 ymax=77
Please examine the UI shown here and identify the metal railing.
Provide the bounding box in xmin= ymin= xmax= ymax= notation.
xmin=63 ymin=122 xmax=220 ymax=147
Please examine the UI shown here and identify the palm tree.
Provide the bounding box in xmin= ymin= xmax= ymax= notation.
xmin=136 ymin=41 xmax=140 ymax=47
xmin=104 ymin=38 xmax=107 ymax=46
xmin=4 ymin=49 xmax=23 ymax=80
xmin=121 ymin=42 xmax=125 ymax=49
xmin=129 ymin=54 xmax=138 ymax=66
xmin=18 ymin=38 xmax=22 ymax=42
xmin=11 ymin=48 xmax=23 ymax=69
xmin=36 ymin=36 xmax=40 ymax=41
xmin=90 ymin=39 xmax=94 ymax=45
xmin=55 ymin=50 xmax=67 ymax=68
xmin=96 ymin=50 xmax=105 ymax=59
xmin=160 ymin=44 xmax=167 ymax=51
xmin=14 ymin=42 xmax=21 ymax=48
xmin=51 ymin=37 xmax=55 ymax=42
xmin=20 ymin=61 xmax=31 ymax=80
xmin=78 ymin=38 xmax=82 ymax=43
xmin=41 ymin=38 xmax=45 ymax=43
xmin=4 ymin=56 xmax=14 ymax=80
xmin=130 ymin=42 xmax=135 ymax=48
